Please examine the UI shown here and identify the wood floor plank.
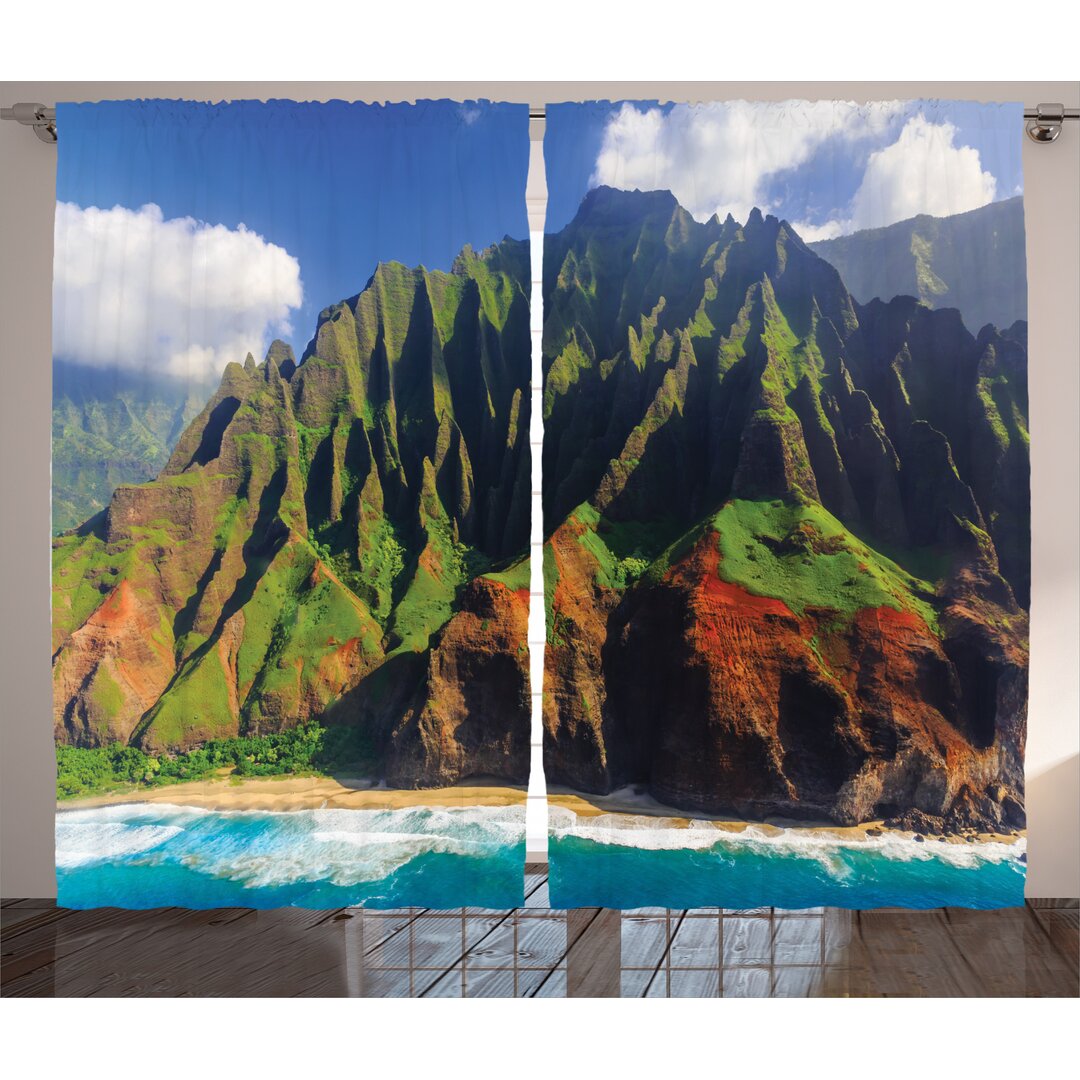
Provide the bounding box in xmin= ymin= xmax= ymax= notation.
xmin=513 ymin=914 xmax=567 ymax=968
xmin=531 ymin=968 xmax=567 ymax=997
xmin=2 ymin=893 xmax=1076 ymax=998
xmin=669 ymin=914 xmax=721 ymax=968
xmin=661 ymin=967 xmax=721 ymax=997
xmin=1027 ymin=906 xmax=1079 ymax=968
xmin=566 ymin=909 xmax=621 ymax=997
xmin=2 ymin=907 xmax=142 ymax=991
xmin=850 ymin=909 xmax=972 ymax=997
xmin=723 ymin=914 xmax=774 ymax=967
xmin=935 ymin=907 xmax=1030 ymax=997
xmin=1023 ymin=905 xmax=1080 ymax=996
xmin=1 ymin=906 xmax=72 ymax=935
xmin=620 ymin=915 xmax=669 ymax=969
xmin=53 ymin=908 xmax=343 ymax=997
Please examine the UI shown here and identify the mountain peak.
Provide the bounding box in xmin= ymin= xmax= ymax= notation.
xmin=540 ymin=183 xmax=1030 ymax=835
xmin=575 ymin=185 xmax=679 ymax=224
xmin=53 ymin=234 xmax=534 ymax=771
xmin=264 ymin=339 xmax=296 ymax=381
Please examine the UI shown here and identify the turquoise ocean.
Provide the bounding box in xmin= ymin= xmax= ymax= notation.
xmin=547 ymin=807 xmax=1026 ymax=910
xmin=56 ymin=801 xmax=1025 ymax=910
xmin=56 ymin=803 xmax=527 ymax=910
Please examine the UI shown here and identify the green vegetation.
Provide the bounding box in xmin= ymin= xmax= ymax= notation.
xmin=977 ymin=370 xmax=1028 ymax=453
xmin=53 ymin=236 xmax=533 ymax=759
xmin=296 ymin=422 xmax=332 ymax=481
xmin=543 ymin=332 xmax=593 ymax=420
xmin=911 ymin=233 xmax=949 ymax=298
xmin=52 ymin=532 xmax=130 ymax=639
xmin=351 ymin=515 xmax=407 ymax=621
xmin=712 ymin=498 xmax=940 ymax=630
xmin=85 ymin=664 xmax=125 ymax=731
xmin=484 ymin=556 xmax=531 ymax=593
xmin=567 ymin=503 xmax=679 ymax=592
xmin=386 ymin=518 xmax=478 ymax=654
xmin=56 ymin=721 xmax=375 ymax=800
xmin=137 ymin=638 xmax=236 ymax=746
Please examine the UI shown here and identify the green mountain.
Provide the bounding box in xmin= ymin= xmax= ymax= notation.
xmin=542 ymin=187 xmax=1028 ymax=834
xmin=53 ymin=239 xmax=533 ymax=788
xmin=808 ymin=196 xmax=1026 ymax=332
xmin=52 ymin=362 xmax=217 ymax=533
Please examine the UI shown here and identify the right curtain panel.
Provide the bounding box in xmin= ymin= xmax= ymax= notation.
xmin=541 ymin=100 xmax=1029 ymax=910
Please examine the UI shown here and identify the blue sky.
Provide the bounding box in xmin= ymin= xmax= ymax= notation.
xmin=54 ymin=99 xmax=530 ymax=378
xmin=53 ymin=97 xmax=1024 ymax=383
xmin=544 ymin=99 xmax=1024 ymax=238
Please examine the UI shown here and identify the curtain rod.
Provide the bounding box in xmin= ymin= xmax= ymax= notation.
xmin=4 ymin=101 xmax=1079 ymax=144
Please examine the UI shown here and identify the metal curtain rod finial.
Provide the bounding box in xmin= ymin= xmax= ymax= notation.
xmin=3 ymin=101 xmax=1079 ymax=144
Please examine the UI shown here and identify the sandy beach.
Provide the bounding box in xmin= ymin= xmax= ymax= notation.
xmin=59 ymin=775 xmax=1021 ymax=849
xmin=547 ymin=787 xmax=1024 ymax=847
xmin=59 ymin=774 xmax=527 ymax=814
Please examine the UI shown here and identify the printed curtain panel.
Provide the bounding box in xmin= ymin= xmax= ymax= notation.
xmin=541 ymin=100 xmax=1029 ymax=910
xmin=52 ymin=100 xmax=533 ymax=909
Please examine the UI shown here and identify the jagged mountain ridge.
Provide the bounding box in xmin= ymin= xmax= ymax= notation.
xmin=52 ymin=239 xmax=533 ymax=787
xmin=541 ymin=187 xmax=1029 ymax=833
xmin=808 ymin=196 xmax=1027 ymax=333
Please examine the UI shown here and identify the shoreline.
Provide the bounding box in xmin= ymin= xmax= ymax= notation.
xmin=547 ymin=788 xmax=1024 ymax=848
xmin=58 ymin=775 xmax=1023 ymax=849
xmin=58 ymin=774 xmax=527 ymax=814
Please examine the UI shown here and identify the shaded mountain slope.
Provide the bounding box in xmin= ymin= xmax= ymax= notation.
xmin=541 ymin=187 xmax=1029 ymax=833
xmin=808 ymin=196 xmax=1026 ymax=332
xmin=52 ymin=240 xmax=533 ymax=788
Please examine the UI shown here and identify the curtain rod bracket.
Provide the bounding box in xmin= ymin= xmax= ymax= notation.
xmin=1025 ymin=102 xmax=1073 ymax=143
xmin=0 ymin=102 xmax=57 ymax=143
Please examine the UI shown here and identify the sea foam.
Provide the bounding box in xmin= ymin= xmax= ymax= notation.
xmin=56 ymin=802 xmax=526 ymax=889
xmin=55 ymin=821 xmax=184 ymax=868
xmin=547 ymin=805 xmax=1026 ymax=876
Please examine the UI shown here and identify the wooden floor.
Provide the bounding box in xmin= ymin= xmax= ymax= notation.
xmin=3 ymin=867 xmax=1076 ymax=997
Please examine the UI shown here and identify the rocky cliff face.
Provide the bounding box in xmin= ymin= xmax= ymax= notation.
xmin=53 ymin=239 xmax=533 ymax=788
xmin=541 ymin=187 xmax=1028 ymax=833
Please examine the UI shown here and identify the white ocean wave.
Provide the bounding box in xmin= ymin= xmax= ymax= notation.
xmin=55 ymin=821 xmax=184 ymax=868
xmin=547 ymin=805 xmax=1026 ymax=875
xmin=56 ymin=803 xmax=525 ymax=888
xmin=196 ymin=835 xmax=473 ymax=889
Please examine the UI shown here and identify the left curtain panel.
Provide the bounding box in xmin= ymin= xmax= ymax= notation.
xmin=52 ymin=100 xmax=534 ymax=909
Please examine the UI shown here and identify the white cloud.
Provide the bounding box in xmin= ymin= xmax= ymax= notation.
xmin=590 ymin=100 xmax=905 ymax=224
xmin=794 ymin=115 xmax=997 ymax=240
xmin=846 ymin=115 xmax=996 ymax=229
xmin=788 ymin=219 xmax=846 ymax=243
xmin=53 ymin=202 xmax=303 ymax=380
